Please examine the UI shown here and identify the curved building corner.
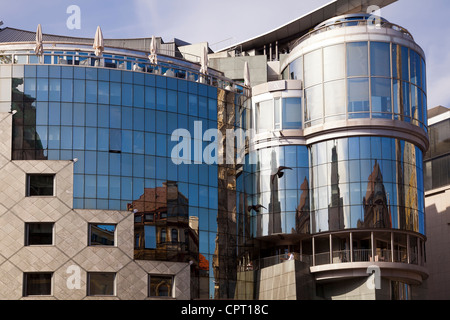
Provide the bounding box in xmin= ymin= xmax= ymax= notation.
xmin=220 ymin=12 xmax=429 ymax=300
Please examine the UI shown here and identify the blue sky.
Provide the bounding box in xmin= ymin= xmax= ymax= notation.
xmin=1 ymin=0 xmax=449 ymax=108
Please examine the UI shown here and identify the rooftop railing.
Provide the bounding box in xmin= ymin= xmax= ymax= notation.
xmin=289 ymin=18 xmax=414 ymax=52
xmin=0 ymin=46 xmax=247 ymax=94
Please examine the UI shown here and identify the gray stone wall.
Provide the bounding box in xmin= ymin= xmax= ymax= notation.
xmin=0 ymin=113 xmax=190 ymax=300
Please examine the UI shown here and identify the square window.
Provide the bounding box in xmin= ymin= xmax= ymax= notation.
xmin=89 ymin=224 xmax=116 ymax=246
xmin=23 ymin=273 xmax=52 ymax=296
xmin=88 ymin=272 xmax=116 ymax=296
xmin=25 ymin=222 xmax=54 ymax=245
xmin=149 ymin=275 xmax=174 ymax=298
xmin=27 ymin=174 xmax=55 ymax=196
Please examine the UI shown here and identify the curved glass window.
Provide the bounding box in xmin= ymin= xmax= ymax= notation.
xmin=347 ymin=42 xmax=368 ymax=77
xmin=348 ymin=78 xmax=369 ymax=118
xmin=324 ymin=44 xmax=345 ymax=81
xmin=289 ymin=56 xmax=303 ymax=81
xmin=282 ymin=98 xmax=302 ymax=129
xmin=256 ymin=100 xmax=273 ymax=133
xmin=324 ymin=80 xmax=346 ymax=120
xmin=370 ymin=42 xmax=391 ymax=77
xmin=255 ymin=97 xmax=302 ymax=132
xmin=305 ymin=85 xmax=323 ymax=125
xmin=371 ymin=78 xmax=392 ymax=118
xmin=309 ymin=137 xmax=425 ymax=235
xmin=250 ymin=145 xmax=310 ymax=237
xmin=283 ymin=41 xmax=427 ymax=129
xmin=304 ymin=49 xmax=322 ymax=87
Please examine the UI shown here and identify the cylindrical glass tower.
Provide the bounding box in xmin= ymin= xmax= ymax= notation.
xmin=245 ymin=14 xmax=428 ymax=299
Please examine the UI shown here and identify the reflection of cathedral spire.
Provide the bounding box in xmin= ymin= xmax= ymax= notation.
xmin=269 ymin=149 xmax=282 ymax=234
xmin=328 ymin=144 xmax=344 ymax=230
xmin=296 ymin=177 xmax=310 ymax=233
xmin=363 ymin=160 xmax=392 ymax=228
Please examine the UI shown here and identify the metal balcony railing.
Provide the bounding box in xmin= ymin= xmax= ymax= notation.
xmin=289 ymin=18 xmax=413 ymax=51
xmin=0 ymin=48 xmax=247 ymax=94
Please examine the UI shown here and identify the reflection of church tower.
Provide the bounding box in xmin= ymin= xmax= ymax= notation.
xmin=296 ymin=177 xmax=310 ymax=233
xmin=269 ymin=149 xmax=282 ymax=234
xmin=328 ymin=144 xmax=344 ymax=230
xmin=363 ymin=160 xmax=392 ymax=228
xmin=396 ymin=140 xmax=406 ymax=230
xmin=404 ymin=142 xmax=418 ymax=231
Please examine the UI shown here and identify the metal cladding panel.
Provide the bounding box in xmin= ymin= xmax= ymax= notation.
xmin=217 ymin=0 xmax=398 ymax=53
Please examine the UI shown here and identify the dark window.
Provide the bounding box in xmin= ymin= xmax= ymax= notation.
xmin=171 ymin=229 xmax=178 ymax=243
xmin=23 ymin=273 xmax=52 ymax=296
xmin=89 ymin=224 xmax=116 ymax=246
xmin=88 ymin=273 xmax=115 ymax=296
xmin=26 ymin=223 xmax=54 ymax=245
xmin=149 ymin=275 xmax=173 ymax=297
xmin=27 ymin=174 xmax=55 ymax=196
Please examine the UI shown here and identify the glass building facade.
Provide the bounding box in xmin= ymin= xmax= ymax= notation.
xmin=424 ymin=115 xmax=450 ymax=190
xmin=2 ymin=46 xmax=250 ymax=299
xmin=0 ymin=9 xmax=429 ymax=300
xmin=244 ymin=14 xmax=429 ymax=300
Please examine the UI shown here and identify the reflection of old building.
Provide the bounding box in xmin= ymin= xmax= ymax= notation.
xmin=363 ymin=160 xmax=392 ymax=229
xmin=11 ymin=77 xmax=46 ymax=160
xmin=133 ymin=181 xmax=198 ymax=263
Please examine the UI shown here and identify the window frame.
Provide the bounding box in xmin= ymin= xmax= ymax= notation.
xmin=88 ymin=223 xmax=117 ymax=247
xmin=148 ymin=274 xmax=175 ymax=298
xmin=25 ymin=222 xmax=54 ymax=246
xmin=87 ymin=272 xmax=116 ymax=297
xmin=26 ymin=173 xmax=56 ymax=197
xmin=23 ymin=272 xmax=53 ymax=297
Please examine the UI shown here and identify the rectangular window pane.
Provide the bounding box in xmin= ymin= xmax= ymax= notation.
xmin=304 ymin=49 xmax=322 ymax=87
xmin=149 ymin=275 xmax=173 ymax=297
xmin=371 ymin=78 xmax=392 ymax=114
xmin=256 ymin=100 xmax=273 ymax=133
xmin=89 ymin=224 xmax=115 ymax=246
xmin=88 ymin=273 xmax=115 ymax=296
xmin=144 ymin=225 xmax=157 ymax=249
xmin=370 ymin=42 xmax=391 ymax=77
xmin=324 ymin=44 xmax=345 ymax=81
xmin=109 ymin=129 xmax=121 ymax=152
xmin=324 ymin=80 xmax=346 ymax=117
xmin=26 ymin=223 xmax=53 ymax=245
xmin=27 ymin=174 xmax=54 ymax=196
xmin=282 ymin=97 xmax=302 ymax=129
xmin=347 ymin=42 xmax=368 ymax=77
xmin=274 ymin=98 xmax=281 ymax=130
xmin=348 ymin=78 xmax=369 ymax=114
xmin=24 ymin=273 xmax=52 ymax=296
xmin=305 ymin=84 xmax=323 ymax=122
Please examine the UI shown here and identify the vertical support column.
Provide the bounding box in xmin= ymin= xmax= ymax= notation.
xmin=391 ymin=232 xmax=395 ymax=262
xmin=371 ymin=232 xmax=375 ymax=262
xmin=407 ymin=234 xmax=410 ymax=264
xmin=416 ymin=237 xmax=420 ymax=265
xmin=269 ymin=43 xmax=272 ymax=62
xmin=299 ymin=240 xmax=303 ymax=262
xmin=312 ymin=236 xmax=315 ymax=266
xmin=350 ymin=232 xmax=353 ymax=262
xmin=329 ymin=234 xmax=333 ymax=264
xmin=275 ymin=41 xmax=279 ymax=61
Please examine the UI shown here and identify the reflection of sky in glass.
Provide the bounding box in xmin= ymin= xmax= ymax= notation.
xmin=96 ymin=224 xmax=115 ymax=232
